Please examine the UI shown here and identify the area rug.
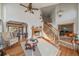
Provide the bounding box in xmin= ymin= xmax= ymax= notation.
xmin=20 ymin=41 xmax=41 ymax=56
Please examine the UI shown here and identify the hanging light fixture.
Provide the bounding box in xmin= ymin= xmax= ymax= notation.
xmin=58 ymin=10 xmax=63 ymax=17
xmin=57 ymin=5 xmax=63 ymax=17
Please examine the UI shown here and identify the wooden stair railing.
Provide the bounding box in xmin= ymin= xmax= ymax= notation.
xmin=43 ymin=22 xmax=60 ymax=46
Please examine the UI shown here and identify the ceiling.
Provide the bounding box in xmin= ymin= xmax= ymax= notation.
xmin=23 ymin=3 xmax=57 ymax=9
xmin=21 ymin=3 xmax=58 ymax=18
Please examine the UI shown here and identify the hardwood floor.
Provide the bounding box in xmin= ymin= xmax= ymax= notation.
xmin=4 ymin=38 xmax=26 ymax=56
xmin=42 ymin=37 xmax=79 ymax=56
xmin=5 ymin=42 xmax=24 ymax=56
xmin=3 ymin=37 xmax=79 ymax=56
xmin=59 ymin=45 xmax=79 ymax=56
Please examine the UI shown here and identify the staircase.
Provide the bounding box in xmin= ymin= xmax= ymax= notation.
xmin=43 ymin=22 xmax=60 ymax=47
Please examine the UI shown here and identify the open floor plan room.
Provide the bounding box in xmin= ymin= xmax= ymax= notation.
xmin=0 ymin=3 xmax=79 ymax=56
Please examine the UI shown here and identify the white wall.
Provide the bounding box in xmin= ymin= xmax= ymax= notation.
xmin=0 ymin=4 xmax=2 ymax=19
xmin=3 ymin=3 xmax=43 ymax=39
xmin=52 ymin=4 xmax=77 ymax=33
xmin=0 ymin=4 xmax=1 ymax=32
xmin=77 ymin=4 xmax=79 ymax=34
xmin=0 ymin=4 xmax=3 ymax=32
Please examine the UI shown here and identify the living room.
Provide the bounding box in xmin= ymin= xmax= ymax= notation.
xmin=0 ymin=3 xmax=79 ymax=56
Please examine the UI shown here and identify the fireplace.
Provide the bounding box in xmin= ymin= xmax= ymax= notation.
xmin=32 ymin=26 xmax=42 ymax=37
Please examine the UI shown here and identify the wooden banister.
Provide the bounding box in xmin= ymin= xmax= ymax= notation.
xmin=43 ymin=22 xmax=60 ymax=45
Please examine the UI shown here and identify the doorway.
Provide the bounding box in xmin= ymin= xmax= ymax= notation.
xmin=6 ymin=21 xmax=28 ymax=41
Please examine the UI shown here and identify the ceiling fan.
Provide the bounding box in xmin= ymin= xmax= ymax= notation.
xmin=20 ymin=3 xmax=39 ymax=14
